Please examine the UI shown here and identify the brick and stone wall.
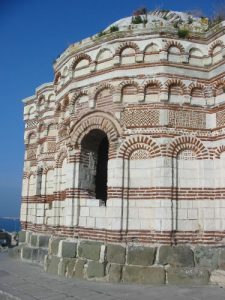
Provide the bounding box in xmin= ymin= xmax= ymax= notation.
xmin=19 ymin=10 xmax=225 ymax=284
xmin=11 ymin=231 xmax=225 ymax=285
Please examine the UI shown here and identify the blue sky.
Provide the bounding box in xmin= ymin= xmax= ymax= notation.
xmin=0 ymin=0 xmax=215 ymax=217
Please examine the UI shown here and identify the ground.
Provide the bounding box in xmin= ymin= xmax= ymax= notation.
xmin=0 ymin=253 xmax=225 ymax=300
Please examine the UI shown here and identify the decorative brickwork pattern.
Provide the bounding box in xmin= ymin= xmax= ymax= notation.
xmin=122 ymin=107 xmax=160 ymax=128
xmin=168 ymin=109 xmax=206 ymax=129
xmin=216 ymin=109 xmax=225 ymax=127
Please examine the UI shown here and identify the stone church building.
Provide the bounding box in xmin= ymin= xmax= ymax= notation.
xmin=19 ymin=11 xmax=225 ymax=284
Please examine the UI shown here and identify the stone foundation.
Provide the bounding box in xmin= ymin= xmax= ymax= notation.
xmin=11 ymin=231 xmax=225 ymax=285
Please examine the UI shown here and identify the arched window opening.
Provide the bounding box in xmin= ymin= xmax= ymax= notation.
xmin=81 ymin=129 xmax=109 ymax=203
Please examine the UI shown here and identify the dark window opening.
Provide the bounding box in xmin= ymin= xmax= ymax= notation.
xmin=81 ymin=129 xmax=109 ymax=203
xmin=95 ymin=136 xmax=108 ymax=202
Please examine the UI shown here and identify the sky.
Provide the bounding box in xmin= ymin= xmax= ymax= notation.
xmin=0 ymin=0 xmax=218 ymax=217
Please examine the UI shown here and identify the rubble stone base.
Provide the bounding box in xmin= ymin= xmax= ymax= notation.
xmin=12 ymin=231 xmax=225 ymax=285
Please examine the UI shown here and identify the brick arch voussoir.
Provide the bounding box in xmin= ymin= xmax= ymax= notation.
xmin=214 ymin=145 xmax=225 ymax=159
xmin=144 ymin=79 xmax=163 ymax=93
xmin=188 ymin=82 xmax=207 ymax=97
xmin=27 ymin=130 xmax=37 ymax=141
xmin=164 ymin=40 xmax=185 ymax=54
xmin=94 ymin=82 xmax=115 ymax=99
xmin=70 ymin=90 xmax=89 ymax=106
xmin=165 ymin=79 xmax=187 ymax=94
xmin=25 ymin=170 xmax=37 ymax=179
xmin=212 ymin=78 xmax=225 ymax=96
xmin=56 ymin=149 xmax=68 ymax=168
xmin=118 ymin=136 xmax=161 ymax=159
xmin=54 ymin=72 xmax=61 ymax=84
xmin=116 ymin=41 xmax=140 ymax=55
xmin=95 ymin=47 xmax=114 ymax=61
xmin=43 ymin=165 xmax=55 ymax=175
xmin=119 ymin=80 xmax=140 ymax=93
xmin=70 ymin=113 xmax=122 ymax=148
xmin=168 ymin=137 xmax=209 ymax=159
xmin=69 ymin=53 xmax=92 ymax=72
xmin=209 ymin=40 xmax=224 ymax=56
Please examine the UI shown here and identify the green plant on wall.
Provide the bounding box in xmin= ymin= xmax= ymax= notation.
xmin=109 ymin=25 xmax=119 ymax=33
xmin=97 ymin=31 xmax=107 ymax=38
xmin=188 ymin=16 xmax=193 ymax=24
xmin=132 ymin=15 xmax=143 ymax=24
xmin=178 ymin=28 xmax=189 ymax=38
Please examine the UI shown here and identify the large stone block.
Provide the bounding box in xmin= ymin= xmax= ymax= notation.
xmin=58 ymin=258 xmax=70 ymax=276
xmin=8 ymin=244 xmax=24 ymax=259
xmin=210 ymin=270 xmax=225 ymax=287
xmin=21 ymin=246 xmax=32 ymax=260
xmin=67 ymin=259 xmax=77 ymax=278
xmin=37 ymin=248 xmax=48 ymax=264
xmin=127 ymin=246 xmax=156 ymax=266
xmin=18 ymin=231 xmax=26 ymax=243
xmin=45 ymin=255 xmax=60 ymax=275
xmin=194 ymin=246 xmax=219 ymax=270
xmin=218 ymin=248 xmax=225 ymax=270
xmin=73 ymin=259 xmax=86 ymax=279
xmin=87 ymin=261 xmax=106 ymax=278
xmin=31 ymin=248 xmax=39 ymax=261
xmin=61 ymin=241 xmax=77 ymax=258
xmin=158 ymin=246 xmax=194 ymax=267
xmin=108 ymin=264 xmax=123 ymax=283
xmin=78 ymin=240 xmax=102 ymax=261
xmin=30 ymin=235 xmax=37 ymax=247
xmin=123 ymin=266 xmax=165 ymax=284
xmin=50 ymin=238 xmax=63 ymax=256
xmin=106 ymin=244 xmax=126 ymax=264
xmin=167 ymin=267 xmax=209 ymax=285
xmin=38 ymin=235 xmax=50 ymax=248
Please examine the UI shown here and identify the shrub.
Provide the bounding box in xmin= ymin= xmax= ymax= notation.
xmin=178 ymin=28 xmax=189 ymax=38
xmin=188 ymin=16 xmax=193 ymax=24
xmin=132 ymin=15 xmax=143 ymax=24
xmin=109 ymin=25 xmax=119 ymax=33
xmin=97 ymin=31 xmax=107 ymax=37
xmin=173 ymin=21 xmax=179 ymax=28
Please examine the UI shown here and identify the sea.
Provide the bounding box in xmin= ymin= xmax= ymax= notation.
xmin=0 ymin=217 xmax=21 ymax=232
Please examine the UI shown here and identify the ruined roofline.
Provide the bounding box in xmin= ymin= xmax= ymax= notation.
xmin=22 ymin=82 xmax=54 ymax=104
xmin=53 ymin=10 xmax=225 ymax=69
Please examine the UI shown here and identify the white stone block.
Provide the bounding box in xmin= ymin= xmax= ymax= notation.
xmin=80 ymin=207 xmax=90 ymax=217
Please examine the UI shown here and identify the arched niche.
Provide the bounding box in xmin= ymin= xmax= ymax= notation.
xmin=80 ymin=129 xmax=109 ymax=203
